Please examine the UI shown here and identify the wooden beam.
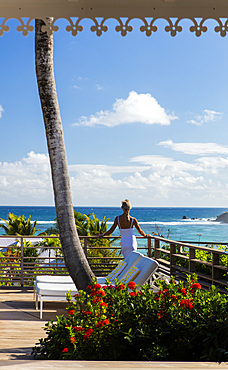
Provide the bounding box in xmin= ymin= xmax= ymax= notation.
xmin=1 ymin=0 xmax=228 ymax=19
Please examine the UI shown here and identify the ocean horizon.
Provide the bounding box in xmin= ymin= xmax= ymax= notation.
xmin=0 ymin=206 xmax=227 ymax=244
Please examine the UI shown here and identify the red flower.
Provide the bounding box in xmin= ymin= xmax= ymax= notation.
xmin=115 ymin=284 xmax=125 ymax=291
xmin=128 ymin=281 xmax=136 ymax=290
xmin=68 ymin=309 xmax=76 ymax=315
xmin=62 ymin=348 xmax=68 ymax=353
xmin=185 ymin=299 xmax=193 ymax=309
xmin=74 ymin=293 xmax=81 ymax=298
xmin=129 ymin=292 xmax=135 ymax=297
xmin=107 ymin=285 xmax=114 ymax=289
xmin=74 ymin=326 xmax=83 ymax=331
xmin=70 ymin=337 xmax=76 ymax=343
xmin=96 ymin=290 xmax=106 ymax=296
xmin=180 ymin=298 xmax=193 ymax=309
xmin=82 ymin=310 xmax=92 ymax=315
xmin=83 ymin=328 xmax=93 ymax=340
xmin=87 ymin=285 xmax=92 ymax=290
xmin=93 ymin=283 xmax=102 ymax=290
xmin=190 ymin=283 xmax=201 ymax=290
xmin=100 ymin=302 xmax=108 ymax=307
xmin=95 ymin=319 xmax=109 ymax=327
xmin=180 ymin=288 xmax=187 ymax=295
xmin=92 ymin=297 xmax=103 ymax=304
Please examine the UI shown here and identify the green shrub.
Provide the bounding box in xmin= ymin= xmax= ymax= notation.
xmin=32 ymin=275 xmax=228 ymax=362
xmin=0 ymin=213 xmax=39 ymax=235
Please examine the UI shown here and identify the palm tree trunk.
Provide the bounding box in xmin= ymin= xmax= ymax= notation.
xmin=35 ymin=17 xmax=94 ymax=291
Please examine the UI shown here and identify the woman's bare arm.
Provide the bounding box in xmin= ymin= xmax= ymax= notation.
xmin=133 ymin=218 xmax=150 ymax=237
xmin=100 ymin=217 xmax=118 ymax=236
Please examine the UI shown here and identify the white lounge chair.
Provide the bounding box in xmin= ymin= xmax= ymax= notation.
xmin=130 ymin=255 xmax=159 ymax=288
xmin=34 ymin=279 xmax=78 ymax=319
xmin=33 ymin=275 xmax=74 ymax=314
xmin=117 ymin=255 xmax=159 ymax=287
xmin=95 ymin=254 xmax=158 ymax=288
xmin=35 ymin=275 xmax=73 ymax=284
xmin=97 ymin=251 xmax=143 ymax=284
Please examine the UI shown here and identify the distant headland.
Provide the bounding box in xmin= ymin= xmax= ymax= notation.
xmin=214 ymin=212 xmax=228 ymax=223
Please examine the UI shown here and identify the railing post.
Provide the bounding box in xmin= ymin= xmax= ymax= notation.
xmin=20 ymin=237 xmax=24 ymax=287
xmin=212 ymin=252 xmax=220 ymax=284
xmin=154 ymin=238 xmax=160 ymax=260
xmin=84 ymin=237 xmax=87 ymax=258
xmin=147 ymin=237 xmax=151 ymax=257
xmin=189 ymin=247 xmax=196 ymax=274
xmin=170 ymin=243 xmax=176 ymax=276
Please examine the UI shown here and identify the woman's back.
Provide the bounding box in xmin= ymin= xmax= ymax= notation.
xmin=117 ymin=214 xmax=134 ymax=229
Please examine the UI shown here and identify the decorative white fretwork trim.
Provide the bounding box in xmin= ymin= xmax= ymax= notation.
xmin=1 ymin=17 xmax=228 ymax=37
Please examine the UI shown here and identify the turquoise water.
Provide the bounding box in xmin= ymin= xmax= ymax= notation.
xmin=0 ymin=206 xmax=227 ymax=244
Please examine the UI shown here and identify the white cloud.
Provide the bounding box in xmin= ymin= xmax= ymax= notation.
xmin=158 ymin=140 xmax=228 ymax=155
xmin=69 ymin=164 xmax=150 ymax=174
xmin=96 ymin=84 xmax=104 ymax=91
xmin=73 ymin=91 xmax=178 ymax=127
xmin=187 ymin=109 xmax=223 ymax=125
xmin=0 ymin=152 xmax=52 ymax=205
xmin=78 ymin=76 xmax=89 ymax=81
xmin=0 ymin=105 xmax=4 ymax=118
xmin=195 ymin=156 xmax=228 ymax=174
xmin=3 ymin=151 xmax=228 ymax=207
xmin=130 ymin=155 xmax=199 ymax=173
xmin=68 ymin=157 xmax=209 ymax=205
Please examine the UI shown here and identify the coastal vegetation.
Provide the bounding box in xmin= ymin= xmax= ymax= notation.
xmin=0 ymin=211 xmax=118 ymax=285
xmin=44 ymin=210 xmax=118 ymax=271
xmin=0 ymin=212 xmax=39 ymax=235
xmin=32 ymin=275 xmax=228 ymax=362
xmin=0 ymin=213 xmax=41 ymax=285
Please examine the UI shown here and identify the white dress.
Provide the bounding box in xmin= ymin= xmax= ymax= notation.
xmin=118 ymin=216 xmax=137 ymax=259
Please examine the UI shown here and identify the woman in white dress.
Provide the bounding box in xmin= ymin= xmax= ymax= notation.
xmin=100 ymin=199 xmax=150 ymax=258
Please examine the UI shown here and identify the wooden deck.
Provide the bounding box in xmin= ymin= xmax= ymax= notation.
xmin=0 ymin=286 xmax=67 ymax=361
xmin=0 ymin=286 xmax=228 ymax=369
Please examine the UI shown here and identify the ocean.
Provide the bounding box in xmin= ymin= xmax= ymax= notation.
xmin=0 ymin=206 xmax=228 ymax=244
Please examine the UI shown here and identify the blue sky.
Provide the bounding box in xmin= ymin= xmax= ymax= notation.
xmin=1 ymin=18 xmax=228 ymax=207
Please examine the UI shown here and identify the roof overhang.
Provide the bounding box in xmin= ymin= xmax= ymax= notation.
xmin=0 ymin=0 xmax=228 ymax=18
xmin=1 ymin=0 xmax=228 ymax=36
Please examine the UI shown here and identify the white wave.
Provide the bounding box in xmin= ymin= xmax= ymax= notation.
xmin=36 ymin=221 xmax=55 ymax=224
xmin=139 ymin=220 xmax=223 ymax=226
xmin=107 ymin=219 xmax=224 ymax=226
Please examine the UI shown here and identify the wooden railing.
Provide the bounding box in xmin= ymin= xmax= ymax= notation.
xmin=153 ymin=236 xmax=228 ymax=293
xmin=0 ymin=235 xmax=151 ymax=286
xmin=0 ymin=235 xmax=227 ymax=292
